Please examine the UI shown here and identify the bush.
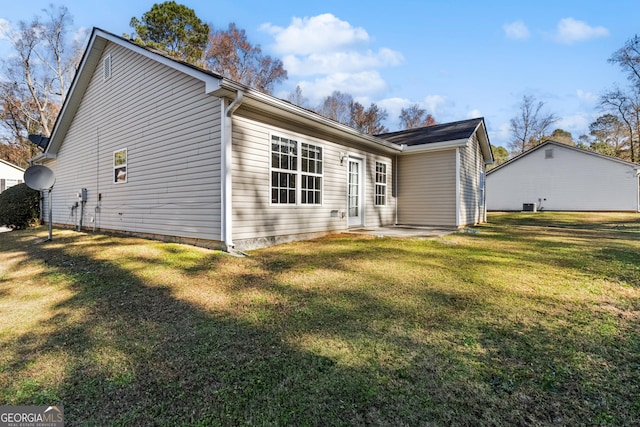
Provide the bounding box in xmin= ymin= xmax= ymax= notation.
xmin=0 ymin=183 xmax=40 ymax=229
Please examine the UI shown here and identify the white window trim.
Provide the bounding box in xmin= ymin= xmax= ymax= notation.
xmin=269 ymin=132 xmax=324 ymax=206
xmin=113 ymin=148 xmax=127 ymax=184
xmin=374 ymin=161 xmax=388 ymax=206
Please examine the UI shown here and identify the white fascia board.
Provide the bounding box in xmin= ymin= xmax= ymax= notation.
xmin=399 ymin=138 xmax=469 ymax=154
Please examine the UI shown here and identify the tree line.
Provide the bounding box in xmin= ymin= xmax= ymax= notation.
xmin=497 ymin=35 xmax=640 ymax=168
xmin=2 ymin=2 xmax=639 ymax=170
xmin=0 ymin=1 xmax=437 ymax=168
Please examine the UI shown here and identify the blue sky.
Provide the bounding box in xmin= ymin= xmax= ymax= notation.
xmin=1 ymin=1 xmax=637 ymax=148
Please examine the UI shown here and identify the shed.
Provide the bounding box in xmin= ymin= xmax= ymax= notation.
xmin=0 ymin=159 xmax=25 ymax=193
xmin=486 ymin=140 xmax=640 ymax=212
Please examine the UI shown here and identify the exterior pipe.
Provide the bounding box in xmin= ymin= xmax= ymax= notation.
xmin=221 ymin=90 xmax=244 ymax=251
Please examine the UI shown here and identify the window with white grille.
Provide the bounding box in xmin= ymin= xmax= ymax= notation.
xmin=375 ymin=162 xmax=387 ymax=206
xmin=270 ymin=135 xmax=323 ymax=205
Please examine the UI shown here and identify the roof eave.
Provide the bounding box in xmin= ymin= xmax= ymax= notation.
xmin=399 ymin=138 xmax=469 ymax=154
xmin=212 ymin=79 xmax=402 ymax=154
xmin=473 ymin=119 xmax=494 ymax=164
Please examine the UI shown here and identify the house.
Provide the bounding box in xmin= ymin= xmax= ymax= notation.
xmin=486 ymin=140 xmax=640 ymax=212
xmin=31 ymin=28 xmax=493 ymax=251
xmin=0 ymin=159 xmax=24 ymax=193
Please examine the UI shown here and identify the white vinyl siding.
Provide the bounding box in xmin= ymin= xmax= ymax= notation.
xmin=231 ymin=109 xmax=396 ymax=247
xmin=397 ymin=150 xmax=457 ymax=226
xmin=458 ymin=134 xmax=486 ymax=225
xmin=44 ymin=43 xmax=223 ymax=243
xmin=486 ymin=142 xmax=640 ymax=212
xmin=0 ymin=160 xmax=25 ymax=193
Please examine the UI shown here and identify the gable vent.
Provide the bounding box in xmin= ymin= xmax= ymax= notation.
xmin=103 ymin=54 xmax=112 ymax=81
xmin=545 ymin=148 xmax=554 ymax=159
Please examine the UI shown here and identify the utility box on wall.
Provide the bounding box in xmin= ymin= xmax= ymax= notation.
xmin=78 ymin=188 xmax=87 ymax=202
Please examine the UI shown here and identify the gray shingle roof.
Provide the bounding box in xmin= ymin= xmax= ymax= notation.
xmin=376 ymin=118 xmax=484 ymax=146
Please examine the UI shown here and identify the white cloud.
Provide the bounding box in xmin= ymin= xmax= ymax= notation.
xmin=262 ymin=13 xmax=404 ymax=107
xmin=423 ymin=95 xmax=447 ymax=115
xmin=294 ymin=71 xmax=389 ymax=104
xmin=576 ymin=89 xmax=597 ymax=104
xmin=467 ymin=109 xmax=482 ymax=119
xmin=556 ymin=113 xmax=594 ymax=136
xmin=553 ymin=18 xmax=609 ymax=45
xmin=261 ymin=13 xmax=370 ymax=55
xmin=487 ymin=122 xmax=512 ymax=148
xmin=282 ymin=48 xmax=403 ymax=76
xmin=0 ymin=18 xmax=12 ymax=41
xmin=73 ymin=27 xmax=90 ymax=46
xmin=503 ymin=21 xmax=530 ymax=40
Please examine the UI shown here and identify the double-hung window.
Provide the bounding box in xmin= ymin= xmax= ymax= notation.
xmin=271 ymin=135 xmax=323 ymax=205
xmin=375 ymin=161 xmax=387 ymax=206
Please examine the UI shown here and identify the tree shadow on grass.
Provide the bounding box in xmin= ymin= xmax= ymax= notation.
xmin=3 ymin=227 xmax=640 ymax=426
xmin=1 ymin=232 xmax=399 ymax=425
xmin=1 ymin=230 xmax=500 ymax=426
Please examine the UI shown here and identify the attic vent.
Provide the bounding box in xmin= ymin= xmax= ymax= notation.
xmin=545 ymin=148 xmax=554 ymax=159
xmin=103 ymin=54 xmax=112 ymax=81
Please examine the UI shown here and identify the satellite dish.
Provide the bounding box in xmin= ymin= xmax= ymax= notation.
xmin=24 ymin=165 xmax=56 ymax=191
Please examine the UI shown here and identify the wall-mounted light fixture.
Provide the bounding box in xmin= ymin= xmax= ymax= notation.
xmin=339 ymin=152 xmax=347 ymax=165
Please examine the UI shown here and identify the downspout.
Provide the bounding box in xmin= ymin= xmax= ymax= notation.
xmin=394 ymin=155 xmax=398 ymax=225
xmin=221 ymin=90 xmax=244 ymax=251
xmin=395 ymin=144 xmax=405 ymax=225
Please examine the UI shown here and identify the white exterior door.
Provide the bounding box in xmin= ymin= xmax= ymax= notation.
xmin=348 ymin=157 xmax=364 ymax=227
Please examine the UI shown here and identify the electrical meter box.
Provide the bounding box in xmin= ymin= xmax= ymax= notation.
xmin=78 ymin=188 xmax=88 ymax=202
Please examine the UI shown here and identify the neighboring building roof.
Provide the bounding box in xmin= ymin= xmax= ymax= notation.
xmin=487 ymin=140 xmax=640 ymax=175
xmin=0 ymin=158 xmax=25 ymax=172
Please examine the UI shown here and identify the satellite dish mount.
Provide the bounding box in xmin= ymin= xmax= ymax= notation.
xmin=23 ymin=165 xmax=56 ymax=241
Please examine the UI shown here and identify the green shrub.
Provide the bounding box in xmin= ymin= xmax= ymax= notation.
xmin=0 ymin=183 xmax=40 ymax=229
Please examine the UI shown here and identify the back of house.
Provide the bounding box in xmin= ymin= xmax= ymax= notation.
xmin=31 ymin=28 xmax=494 ymax=251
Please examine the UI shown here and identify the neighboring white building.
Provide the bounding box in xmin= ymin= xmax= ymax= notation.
xmin=0 ymin=159 xmax=24 ymax=193
xmin=31 ymin=28 xmax=494 ymax=251
xmin=486 ymin=140 xmax=640 ymax=212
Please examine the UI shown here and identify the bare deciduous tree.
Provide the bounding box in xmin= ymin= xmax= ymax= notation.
xmin=398 ymin=103 xmax=436 ymax=129
xmin=316 ymin=91 xmax=352 ymax=124
xmin=609 ymin=35 xmax=640 ymax=90
xmin=0 ymin=5 xmax=81 ymax=167
xmin=204 ymin=23 xmax=287 ymax=95
xmin=287 ymin=85 xmax=308 ymax=108
xmin=600 ymin=88 xmax=638 ymax=162
xmin=348 ymin=101 xmax=388 ymax=135
xmin=508 ymin=95 xmax=558 ymax=155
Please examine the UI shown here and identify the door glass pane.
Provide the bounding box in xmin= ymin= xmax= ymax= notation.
xmin=348 ymin=161 xmax=359 ymax=217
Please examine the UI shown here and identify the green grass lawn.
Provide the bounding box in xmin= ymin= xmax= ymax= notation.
xmin=1 ymin=212 xmax=639 ymax=426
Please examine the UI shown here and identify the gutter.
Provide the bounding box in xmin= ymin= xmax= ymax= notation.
xmin=221 ymin=90 xmax=244 ymax=252
xmin=28 ymin=152 xmax=56 ymax=165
